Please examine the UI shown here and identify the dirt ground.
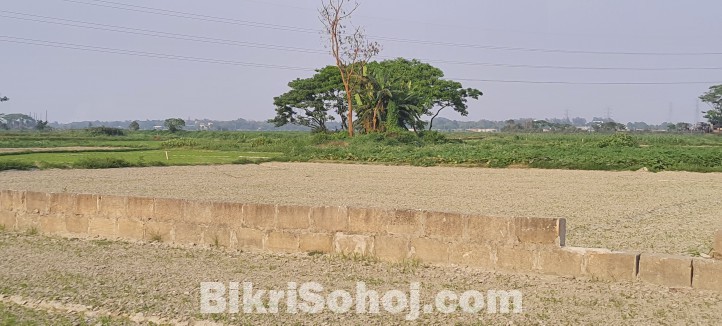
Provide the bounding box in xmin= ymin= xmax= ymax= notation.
xmin=0 ymin=232 xmax=720 ymax=325
xmin=1 ymin=162 xmax=720 ymax=255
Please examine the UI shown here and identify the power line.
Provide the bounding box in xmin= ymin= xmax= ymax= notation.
xmin=5 ymin=11 xmax=722 ymax=71
xmin=59 ymin=0 xmax=722 ymax=56
xmin=2 ymin=35 xmax=721 ymax=85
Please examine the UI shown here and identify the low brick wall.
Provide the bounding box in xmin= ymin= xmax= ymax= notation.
xmin=1 ymin=190 xmax=720 ymax=292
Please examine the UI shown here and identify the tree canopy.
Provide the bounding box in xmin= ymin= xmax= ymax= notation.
xmin=164 ymin=118 xmax=186 ymax=132
xmin=0 ymin=96 xmax=8 ymax=102
xmin=270 ymin=59 xmax=482 ymax=133
xmin=700 ymin=85 xmax=722 ymax=128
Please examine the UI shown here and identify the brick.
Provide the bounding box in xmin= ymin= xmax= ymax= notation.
xmin=265 ymin=231 xmax=299 ymax=252
xmin=410 ymin=238 xmax=449 ymax=264
xmin=49 ymin=193 xmax=75 ymax=215
xmin=692 ymin=259 xmax=722 ymax=292
xmin=210 ymin=202 xmax=242 ymax=227
xmin=513 ymin=217 xmax=565 ymax=246
xmin=242 ymin=204 xmax=276 ymax=230
xmin=334 ymin=233 xmax=374 ymax=256
xmin=144 ymin=221 xmax=173 ymax=242
xmin=74 ymin=194 xmax=98 ymax=216
xmin=235 ymin=227 xmax=264 ymax=249
xmin=98 ymin=195 xmax=127 ymax=219
xmin=299 ymin=233 xmax=334 ymax=253
xmin=496 ymin=246 xmax=536 ymax=272
xmin=714 ymin=230 xmax=722 ymax=260
xmin=117 ymin=218 xmax=144 ymax=240
xmin=449 ymin=243 xmax=496 ymax=269
xmin=66 ymin=215 xmax=89 ymax=234
xmin=182 ymin=200 xmax=213 ymax=225
xmin=310 ymin=206 xmax=348 ymax=232
xmin=347 ymin=207 xmax=386 ymax=234
xmin=425 ymin=211 xmax=465 ymax=239
xmin=276 ymin=205 xmax=310 ymax=230
xmin=88 ymin=217 xmax=117 ymax=238
xmin=466 ymin=216 xmax=514 ymax=244
xmin=638 ymin=253 xmax=692 ymax=288
xmin=25 ymin=191 xmax=49 ymax=215
xmin=586 ymin=250 xmax=639 ymax=282
xmin=174 ymin=223 xmax=203 ymax=245
xmin=153 ymin=198 xmax=184 ymax=222
xmin=537 ymin=247 xmax=585 ymax=277
xmin=0 ymin=210 xmax=16 ymax=230
xmin=203 ymin=227 xmax=232 ymax=247
xmin=386 ymin=210 xmax=424 ymax=236
xmin=126 ymin=197 xmax=154 ymax=220
xmin=374 ymin=236 xmax=409 ymax=262
xmin=38 ymin=215 xmax=66 ymax=234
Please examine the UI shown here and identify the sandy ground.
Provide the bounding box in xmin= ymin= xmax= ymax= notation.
xmin=1 ymin=162 xmax=720 ymax=255
xmin=0 ymin=232 xmax=720 ymax=325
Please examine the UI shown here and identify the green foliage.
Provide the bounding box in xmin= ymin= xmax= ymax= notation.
xmin=0 ymin=160 xmax=35 ymax=171
xmin=597 ymin=133 xmax=638 ymax=148
xmin=74 ymin=157 xmax=134 ymax=169
xmin=700 ymin=85 xmax=722 ymax=127
xmin=88 ymin=126 xmax=126 ymax=136
xmin=161 ymin=138 xmax=200 ymax=148
xmin=128 ymin=120 xmax=140 ymax=131
xmin=164 ymin=118 xmax=186 ymax=132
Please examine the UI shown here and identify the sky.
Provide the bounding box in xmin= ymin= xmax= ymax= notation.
xmin=1 ymin=0 xmax=722 ymax=124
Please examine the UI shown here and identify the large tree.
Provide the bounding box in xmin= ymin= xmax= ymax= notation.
xmin=700 ymin=85 xmax=722 ymax=128
xmin=319 ymin=0 xmax=380 ymax=137
xmin=269 ymin=66 xmax=346 ymax=132
xmin=164 ymin=118 xmax=185 ymax=132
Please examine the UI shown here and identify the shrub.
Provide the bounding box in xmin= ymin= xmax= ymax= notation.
xmin=0 ymin=160 xmax=35 ymax=171
xmin=598 ymin=133 xmax=638 ymax=148
xmin=161 ymin=138 xmax=199 ymax=148
xmin=88 ymin=127 xmax=126 ymax=136
xmin=74 ymin=157 xmax=133 ymax=169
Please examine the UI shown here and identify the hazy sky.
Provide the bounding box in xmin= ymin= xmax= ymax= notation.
xmin=2 ymin=0 xmax=722 ymax=124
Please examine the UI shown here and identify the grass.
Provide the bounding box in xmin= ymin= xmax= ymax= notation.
xmin=2 ymin=129 xmax=722 ymax=172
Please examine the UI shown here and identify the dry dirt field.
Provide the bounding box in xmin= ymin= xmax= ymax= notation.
xmin=1 ymin=162 xmax=721 ymax=255
xmin=1 ymin=232 xmax=721 ymax=325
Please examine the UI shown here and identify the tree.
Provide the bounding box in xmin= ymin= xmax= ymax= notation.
xmin=0 ymin=96 xmax=8 ymax=102
xmin=128 ymin=121 xmax=140 ymax=131
xmin=35 ymin=120 xmax=49 ymax=131
xmin=320 ymin=0 xmax=380 ymax=137
xmin=270 ymin=66 xmax=346 ymax=132
xmin=164 ymin=118 xmax=185 ymax=132
xmin=700 ymin=85 xmax=722 ymax=128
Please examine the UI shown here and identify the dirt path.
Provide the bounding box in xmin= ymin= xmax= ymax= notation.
xmin=0 ymin=232 xmax=720 ymax=325
xmin=0 ymin=163 xmax=721 ymax=254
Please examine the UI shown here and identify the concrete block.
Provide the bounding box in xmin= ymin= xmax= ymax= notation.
xmin=513 ymin=217 xmax=565 ymax=246
xmin=449 ymin=243 xmax=496 ymax=269
xmin=25 ymin=191 xmax=49 ymax=215
xmin=117 ymin=218 xmax=145 ymax=240
xmin=49 ymin=193 xmax=75 ymax=215
xmin=38 ymin=215 xmax=66 ymax=234
xmin=466 ymin=216 xmax=514 ymax=244
xmin=0 ymin=210 xmax=16 ymax=230
xmin=587 ymin=250 xmax=639 ymax=282
xmin=692 ymin=258 xmax=722 ymax=292
xmin=496 ymin=246 xmax=536 ymax=272
xmin=299 ymin=233 xmax=334 ymax=253
xmin=126 ymin=197 xmax=154 ymax=220
xmin=98 ymin=195 xmax=127 ymax=219
xmin=310 ymin=206 xmax=348 ymax=232
xmin=74 ymin=194 xmax=98 ymax=216
xmin=65 ymin=215 xmax=89 ymax=234
xmin=410 ymin=238 xmax=449 ymax=264
xmin=714 ymin=230 xmax=722 ymax=260
xmin=203 ymin=227 xmax=232 ymax=247
xmin=374 ymin=235 xmax=409 ymax=262
xmin=276 ymin=205 xmax=310 ymax=230
xmin=537 ymin=247 xmax=585 ymax=277
xmin=182 ymin=200 xmax=213 ymax=225
xmin=242 ymin=204 xmax=276 ymax=230
xmin=235 ymin=227 xmax=264 ymax=249
xmin=638 ymin=253 xmax=692 ymax=288
xmin=333 ymin=233 xmax=374 ymax=256
xmin=386 ymin=209 xmax=424 ymax=236
xmin=210 ymin=202 xmax=243 ymax=227
xmin=173 ymin=223 xmax=203 ymax=245
xmin=348 ymin=207 xmax=386 ymax=234
xmin=265 ymin=231 xmax=299 ymax=252
xmin=153 ymin=198 xmax=184 ymax=222
xmin=88 ymin=217 xmax=117 ymax=238
xmin=144 ymin=221 xmax=173 ymax=242
xmin=425 ymin=211 xmax=465 ymax=239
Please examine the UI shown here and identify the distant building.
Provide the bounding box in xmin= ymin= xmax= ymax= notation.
xmin=466 ymin=128 xmax=499 ymax=133
xmin=153 ymin=125 xmax=163 ymax=131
